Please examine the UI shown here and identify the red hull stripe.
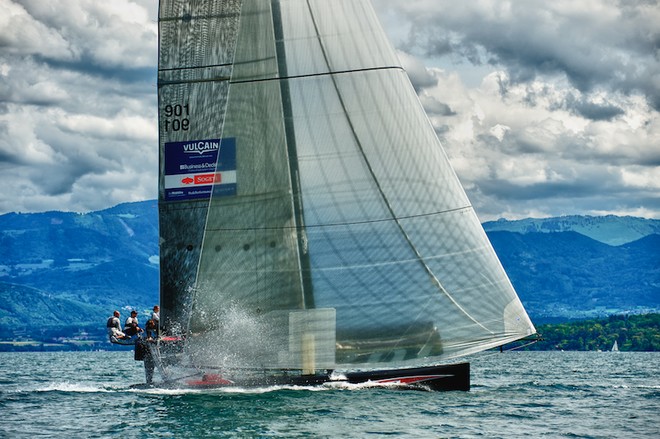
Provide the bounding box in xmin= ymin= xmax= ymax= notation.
xmin=186 ymin=374 xmax=235 ymax=387
xmin=374 ymin=375 xmax=448 ymax=385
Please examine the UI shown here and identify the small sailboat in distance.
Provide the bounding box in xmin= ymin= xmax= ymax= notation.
xmin=611 ymin=340 xmax=619 ymax=352
xmin=151 ymin=0 xmax=536 ymax=391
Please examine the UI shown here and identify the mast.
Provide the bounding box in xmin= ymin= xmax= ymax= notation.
xmin=271 ymin=0 xmax=315 ymax=309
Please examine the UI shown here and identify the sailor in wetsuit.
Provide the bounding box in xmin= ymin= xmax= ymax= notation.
xmin=135 ymin=338 xmax=156 ymax=385
xmin=106 ymin=310 xmax=129 ymax=343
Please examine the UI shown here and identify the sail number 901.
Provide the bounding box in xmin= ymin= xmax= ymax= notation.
xmin=163 ymin=104 xmax=190 ymax=132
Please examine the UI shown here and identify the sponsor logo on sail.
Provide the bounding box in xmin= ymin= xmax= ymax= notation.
xmin=179 ymin=173 xmax=222 ymax=186
xmin=164 ymin=138 xmax=236 ymax=201
xmin=195 ymin=173 xmax=221 ymax=184
xmin=182 ymin=140 xmax=220 ymax=155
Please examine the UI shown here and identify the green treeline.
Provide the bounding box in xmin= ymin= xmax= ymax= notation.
xmin=526 ymin=313 xmax=660 ymax=351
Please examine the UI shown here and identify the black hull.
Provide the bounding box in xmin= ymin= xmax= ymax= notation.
xmin=345 ymin=362 xmax=470 ymax=391
xmin=137 ymin=362 xmax=470 ymax=392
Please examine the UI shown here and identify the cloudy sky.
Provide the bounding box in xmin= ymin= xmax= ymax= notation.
xmin=1 ymin=0 xmax=658 ymax=220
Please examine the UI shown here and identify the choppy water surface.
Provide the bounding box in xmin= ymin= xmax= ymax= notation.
xmin=0 ymin=351 xmax=658 ymax=438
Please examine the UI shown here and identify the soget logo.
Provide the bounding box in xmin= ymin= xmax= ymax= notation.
xmin=180 ymin=173 xmax=222 ymax=185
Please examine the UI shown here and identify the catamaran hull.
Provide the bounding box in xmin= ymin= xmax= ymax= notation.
xmin=138 ymin=362 xmax=470 ymax=392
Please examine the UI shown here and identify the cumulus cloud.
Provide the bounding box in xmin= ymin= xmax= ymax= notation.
xmin=0 ymin=0 xmax=74 ymax=61
xmin=0 ymin=0 xmax=658 ymax=222
xmin=0 ymin=0 xmax=157 ymax=214
xmin=13 ymin=0 xmax=157 ymax=68
xmin=377 ymin=0 xmax=660 ymax=110
xmin=410 ymin=66 xmax=660 ymax=219
xmin=372 ymin=0 xmax=660 ymax=219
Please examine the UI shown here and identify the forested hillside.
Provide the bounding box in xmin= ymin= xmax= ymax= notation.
xmin=524 ymin=314 xmax=660 ymax=351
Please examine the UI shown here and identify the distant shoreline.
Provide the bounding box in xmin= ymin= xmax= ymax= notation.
xmin=3 ymin=313 xmax=658 ymax=353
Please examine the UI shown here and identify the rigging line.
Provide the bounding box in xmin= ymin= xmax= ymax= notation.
xmin=229 ymin=65 xmax=403 ymax=85
xmin=203 ymin=205 xmax=473 ymax=232
xmin=304 ymin=0 xmax=491 ymax=333
xmin=272 ymin=0 xmax=315 ymax=310
xmin=159 ymin=62 xmax=233 ymax=72
xmin=482 ymin=338 xmax=542 ymax=358
xmin=158 ymin=77 xmax=231 ymax=87
xmin=504 ymin=339 xmax=541 ymax=351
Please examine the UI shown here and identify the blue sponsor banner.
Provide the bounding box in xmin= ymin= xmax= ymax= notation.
xmin=164 ymin=138 xmax=237 ymax=201
xmin=165 ymin=138 xmax=236 ymax=175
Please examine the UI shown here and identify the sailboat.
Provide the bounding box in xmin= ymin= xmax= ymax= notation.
xmin=153 ymin=0 xmax=535 ymax=391
xmin=611 ymin=340 xmax=619 ymax=352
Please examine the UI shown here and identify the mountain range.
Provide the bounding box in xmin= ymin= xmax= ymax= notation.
xmin=482 ymin=215 xmax=660 ymax=246
xmin=0 ymin=201 xmax=159 ymax=343
xmin=1 ymin=200 xmax=658 ymax=345
xmin=482 ymin=216 xmax=660 ymax=321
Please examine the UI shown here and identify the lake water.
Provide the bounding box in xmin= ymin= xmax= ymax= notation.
xmin=0 ymin=351 xmax=658 ymax=438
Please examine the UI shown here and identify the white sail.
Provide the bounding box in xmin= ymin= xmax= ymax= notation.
xmin=159 ymin=0 xmax=536 ymax=374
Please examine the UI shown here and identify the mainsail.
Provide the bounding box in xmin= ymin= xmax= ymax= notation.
xmin=158 ymin=0 xmax=535 ymax=375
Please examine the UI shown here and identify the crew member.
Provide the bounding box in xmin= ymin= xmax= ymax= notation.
xmin=124 ymin=310 xmax=143 ymax=337
xmin=106 ymin=310 xmax=129 ymax=343
xmin=145 ymin=319 xmax=157 ymax=340
xmin=150 ymin=305 xmax=160 ymax=338
xmin=135 ymin=338 xmax=156 ymax=385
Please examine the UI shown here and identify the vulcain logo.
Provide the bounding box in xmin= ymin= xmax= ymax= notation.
xmin=182 ymin=141 xmax=219 ymax=154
